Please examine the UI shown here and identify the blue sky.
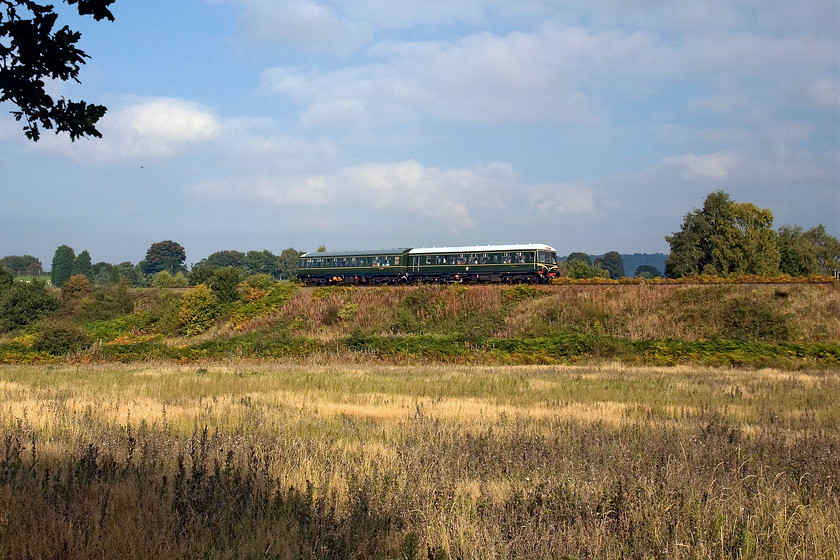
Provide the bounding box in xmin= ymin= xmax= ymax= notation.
xmin=1 ymin=0 xmax=838 ymax=267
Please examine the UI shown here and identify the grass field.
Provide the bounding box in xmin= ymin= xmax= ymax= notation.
xmin=1 ymin=361 xmax=838 ymax=559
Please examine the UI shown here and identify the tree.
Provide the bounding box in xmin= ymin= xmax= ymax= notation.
xmin=566 ymin=252 xmax=591 ymax=265
xmin=567 ymin=259 xmax=609 ymax=279
xmin=634 ymin=265 xmax=662 ymax=278
xmin=0 ymin=266 xmax=13 ymax=293
xmin=594 ymin=251 xmax=624 ymax=279
xmin=205 ymin=250 xmax=244 ymax=269
xmin=665 ymin=191 xmax=780 ymax=278
xmin=142 ymin=240 xmax=187 ymax=275
xmin=278 ymin=247 xmax=303 ymax=279
xmin=1 ymin=0 xmax=115 ymax=141
xmin=50 ymin=244 xmax=75 ymax=287
xmin=71 ymin=249 xmax=92 ymax=279
xmin=208 ymin=267 xmax=242 ymax=303
xmin=114 ymin=261 xmax=142 ymax=286
xmin=0 ymin=255 xmax=41 ymax=275
xmin=241 ymin=250 xmax=280 ymax=277
xmin=804 ymin=225 xmax=840 ymax=276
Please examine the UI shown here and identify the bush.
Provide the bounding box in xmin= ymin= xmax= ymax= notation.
xmin=60 ymin=274 xmax=93 ymax=303
xmin=151 ymin=271 xmax=189 ymax=288
xmin=178 ymin=285 xmax=220 ymax=336
xmin=0 ymin=281 xmax=58 ymax=331
xmin=208 ymin=267 xmax=242 ymax=304
xmin=32 ymin=322 xmax=92 ymax=355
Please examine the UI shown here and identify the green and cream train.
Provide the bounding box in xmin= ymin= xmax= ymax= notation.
xmin=299 ymin=244 xmax=558 ymax=285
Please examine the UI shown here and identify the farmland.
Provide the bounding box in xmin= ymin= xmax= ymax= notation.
xmin=1 ymin=362 xmax=839 ymax=559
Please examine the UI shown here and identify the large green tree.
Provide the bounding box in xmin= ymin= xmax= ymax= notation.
xmin=142 ymin=240 xmax=186 ymax=275
xmin=278 ymin=247 xmax=303 ymax=279
xmin=665 ymin=191 xmax=780 ymax=278
xmin=779 ymin=224 xmax=840 ymax=276
xmin=1 ymin=0 xmax=116 ymax=141
xmin=71 ymin=249 xmax=92 ymax=279
xmin=50 ymin=244 xmax=75 ymax=287
xmin=594 ymin=251 xmax=625 ymax=279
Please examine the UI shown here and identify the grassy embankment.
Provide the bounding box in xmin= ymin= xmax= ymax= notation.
xmin=1 ymin=362 xmax=838 ymax=558
xmin=2 ymin=281 xmax=838 ymax=368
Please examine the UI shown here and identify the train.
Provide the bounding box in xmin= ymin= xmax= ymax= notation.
xmin=299 ymin=244 xmax=558 ymax=285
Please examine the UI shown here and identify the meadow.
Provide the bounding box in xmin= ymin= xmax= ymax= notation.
xmin=1 ymin=361 xmax=838 ymax=559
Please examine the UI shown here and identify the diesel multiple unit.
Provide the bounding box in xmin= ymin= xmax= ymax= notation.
xmin=299 ymin=244 xmax=558 ymax=285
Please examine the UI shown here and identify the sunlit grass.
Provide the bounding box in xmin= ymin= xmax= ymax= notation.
xmin=1 ymin=362 xmax=839 ymax=558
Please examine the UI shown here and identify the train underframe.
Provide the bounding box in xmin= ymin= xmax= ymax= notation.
xmin=301 ymin=270 xmax=554 ymax=285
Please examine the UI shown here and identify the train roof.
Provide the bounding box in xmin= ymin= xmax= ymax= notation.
xmin=408 ymin=244 xmax=556 ymax=255
xmin=300 ymin=248 xmax=410 ymax=258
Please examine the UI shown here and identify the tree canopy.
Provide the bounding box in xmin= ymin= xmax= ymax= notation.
xmin=665 ymin=191 xmax=781 ymax=278
xmin=142 ymin=240 xmax=186 ymax=275
xmin=1 ymin=0 xmax=116 ymax=141
xmin=50 ymin=244 xmax=75 ymax=287
xmin=594 ymin=251 xmax=624 ymax=279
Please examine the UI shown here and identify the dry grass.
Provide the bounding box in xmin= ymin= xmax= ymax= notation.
xmin=1 ymin=362 xmax=839 ymax=558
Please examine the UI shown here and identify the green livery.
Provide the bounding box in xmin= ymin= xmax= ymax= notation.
xmin=299 ymin=244 xmax=558 ymax=285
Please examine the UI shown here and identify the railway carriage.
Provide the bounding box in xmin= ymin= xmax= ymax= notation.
xmin=407 ymin=244 xmax=557 ymax=283
xmin=298 ymin=248 xmax=410 ymax=285
xmin=299 ymin=244 xmax=558 ymax=285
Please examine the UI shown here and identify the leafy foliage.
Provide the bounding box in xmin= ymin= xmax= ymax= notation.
xmin=594 ymin=251 xmax=624 ymax=279
xmin=178 ymin=284 xmax=220 ymax=336
xmin=208 ymin=267 xmax=242 ymax=304
xmin=32 ymin=321 xmax=91 ymax=354
xmin=0 ymin=0 xmax=115 ymax=140
xmin=71 ymin=249 xmax=92 ymax=279
xmin=666 ymin=191 xmax=781 ymax=278
xmin=142 ymin=240 xmax=187 ymax=275
xmin=0 ymin=255 xmax=41 ymax=275
xmin=50 ymin=244 xmax=75 ymax=287
xmin=0 ymin=280 xmax=57 ymax=331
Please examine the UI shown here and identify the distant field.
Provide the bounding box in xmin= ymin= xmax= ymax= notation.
xmin=1 ymin=362 xmax=838 ymax=559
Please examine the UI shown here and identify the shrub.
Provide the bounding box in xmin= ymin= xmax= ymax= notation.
xmin=60 ymin=274 xmax=93 ymax=303
xmin=0 ymin=281 xmax=58 ymax=331
xmin=32 ymin=322 xmax=92 ymax=355
xmin=721 ymin=298 xmax=791 ymax=341
xmin=208 ymin=267 xmax=242 ymax=304
xmin=178 ymin=285 xmax=220 ymax=336
xmin=151 ymin=270 xmax=189 ymax=288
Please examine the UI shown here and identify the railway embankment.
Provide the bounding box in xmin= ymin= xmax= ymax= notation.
xmin=1 ymin=282 xmax=838 ymax=368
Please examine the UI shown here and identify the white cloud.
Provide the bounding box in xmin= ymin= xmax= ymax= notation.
xmin=35 ymin=98 xmax=221 ymax=163
xmin=529 ymin=183 xmax=596 ymax=215
xmin=262 ymin=23 xmax=668 ymax=129
xmin=187 ymin=157 xmax=603 ymax=233
xmin=214 ymin=0 xmax=372 ymax=54
xmin=668 ymin=152 xmax=736 ymax=181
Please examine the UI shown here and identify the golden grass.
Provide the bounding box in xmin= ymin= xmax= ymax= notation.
xmin=1 ymin=362 xmax=839 ymax=558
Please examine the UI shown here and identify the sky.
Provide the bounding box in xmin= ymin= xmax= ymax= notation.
xmin=1 ymin=0 xmax=838 ymax=268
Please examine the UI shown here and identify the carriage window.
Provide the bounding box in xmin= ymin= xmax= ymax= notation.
xmin=525 ymin=252 xmax=534 ymax=263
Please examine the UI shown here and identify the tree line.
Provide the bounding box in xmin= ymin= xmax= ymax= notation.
xmin=43 ymin=241 xmax=305 ymax=288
